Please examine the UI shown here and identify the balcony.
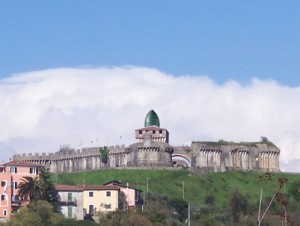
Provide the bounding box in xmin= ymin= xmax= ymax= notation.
xmin=11 ymin=199 xmax=21 ymax=206
xmin=58 ymin=198 xmax=77 ymax=206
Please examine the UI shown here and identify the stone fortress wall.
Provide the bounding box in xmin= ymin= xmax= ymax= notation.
xmin=12 ymin=110 xmax=280 ymax=173
xmin=190 ymin=141 xmax=280 ymax=173
xmin=13 ymin=140 xmax=280 ymax=173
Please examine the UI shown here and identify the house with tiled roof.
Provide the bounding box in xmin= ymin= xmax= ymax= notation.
xmin=55 ymin=184 xmax=84 ymax=220
xmin=83 ymin=185 xmax=119 ymax=215
xmin=0 ymin=160 xmax=42 ymax=222
xmin=55 ymin=183 xmax=121 ymax=220
xmin=103 ymin=180 xmax=143 ymax=209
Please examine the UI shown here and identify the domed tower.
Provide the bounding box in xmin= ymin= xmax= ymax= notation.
xmin=127 ymin=110 xmax=173 ymax=167
xmin=144 ymin=109 xmax=160 ymax=127
xmin=135 ymin=109 xmax=169 ymax=143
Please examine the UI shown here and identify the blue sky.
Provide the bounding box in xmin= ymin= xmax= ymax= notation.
xmin=1 ymin=1 xmax=300 ymax=172
xmin=1 ymin=1 xmax=299 ymax=85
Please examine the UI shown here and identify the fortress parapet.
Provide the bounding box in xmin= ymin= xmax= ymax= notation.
xmin=11 ymin=110 xmax=280 ymax=173
xmin=191 ymin=140 xmax=280 ymax=173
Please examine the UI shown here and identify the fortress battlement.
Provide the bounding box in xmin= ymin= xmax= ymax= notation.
xmin=12 ymin=110 xmax=280 ymax=173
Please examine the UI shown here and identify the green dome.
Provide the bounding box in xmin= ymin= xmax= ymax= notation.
xmin=144 ymin=110 xmax=160 ymax=127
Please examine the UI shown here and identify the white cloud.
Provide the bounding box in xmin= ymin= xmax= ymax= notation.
xmin=1 ymin=66 xmax=300 ymax=172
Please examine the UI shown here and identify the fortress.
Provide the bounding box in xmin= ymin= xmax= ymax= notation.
xmin=13 ymin=110 xmax=280 ymax=173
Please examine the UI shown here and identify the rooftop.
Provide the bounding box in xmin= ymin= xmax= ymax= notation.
xmin=0 ymin=160 xmax=42 ymax=167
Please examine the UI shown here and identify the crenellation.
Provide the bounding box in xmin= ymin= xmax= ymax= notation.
xmin=12 ymin=110 xmax=280 ymax=173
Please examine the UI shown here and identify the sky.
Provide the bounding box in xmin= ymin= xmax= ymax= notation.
xmin=0 ymin=1 xmax=300 ymax=172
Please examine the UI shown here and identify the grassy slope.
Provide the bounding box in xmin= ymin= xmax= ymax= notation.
xmin=56 ymin=169 xmax=299 ymax=209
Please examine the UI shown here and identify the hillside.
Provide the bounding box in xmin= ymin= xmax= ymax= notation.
xmin=56 ymin=168 xmax=300 ymax=209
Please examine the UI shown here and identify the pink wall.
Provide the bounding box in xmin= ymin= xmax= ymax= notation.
xmin=120 ymin=186 xmax=136 ymax=207
xmin=0 ymin=162 xmax=40 ymax=221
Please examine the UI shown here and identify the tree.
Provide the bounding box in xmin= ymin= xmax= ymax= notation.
xmin=204 ymin=194 xmax=215 ymax=207
xmin=100 ymin=146 xmax=108 ymax=164
xmin=51 ymin=219 xmax=99 ymax=226
xmin=121 ymin=212 xmax=153 ymax=226
xmin=118 ymin=191 xmax=128 ymax=211
xmin=289 ymin=180 xmax=300 ymax=202
xmin=7 ymin=200 xmax=63 ymax=226
xmin=17 ymin=176 xmax=43 ymax=201
xmin=17 ymin=167 xmax=59 ymax=211
xmin=276 ymin=193 xmax=290 ymax=226
xmin=230 ymin=190 xmax=250 ymax=224
xmin=257 ymin=173 xmax=288 ymax=226
xmin=168 ymin=198 xmax=188 ymax=222
xmin=38 ymin=167 xmax=59 ymax=210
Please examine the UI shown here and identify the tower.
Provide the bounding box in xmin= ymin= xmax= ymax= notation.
xmin=127 ymin=110 xmax=173 ymax=167
xmin=135 ymin=110 xmax=169 ymax=143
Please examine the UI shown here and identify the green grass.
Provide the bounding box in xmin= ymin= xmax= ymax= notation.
xmin=56 ymin=169 xmax=299 ymax=209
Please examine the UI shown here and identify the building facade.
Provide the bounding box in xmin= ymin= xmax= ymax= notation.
xmin=82 ymin=185 xmax=119 ymax=215
xmin=13 ymin=110 xmax=280 ymax=173
xmin=103 ymin=180 xmax=143 ymax=209
xmin=0 ymin=161 xmax=41 ymax=222
xmin=55 ymin=184 xmax=84 ymax=220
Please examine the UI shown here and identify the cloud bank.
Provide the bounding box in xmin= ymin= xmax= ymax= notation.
xmin=1 ymin=66 xmax=300 ymax=172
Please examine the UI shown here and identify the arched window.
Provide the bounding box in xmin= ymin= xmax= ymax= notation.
xmin=3 ymin=210 xmax=7 ymax=216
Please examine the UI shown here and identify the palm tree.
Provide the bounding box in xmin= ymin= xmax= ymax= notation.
xmin=17 ymin=176 xmax=44 ymax=201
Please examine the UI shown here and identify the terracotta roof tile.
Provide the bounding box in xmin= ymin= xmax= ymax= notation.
xmin=1 ymin=160 xmax=42 ymax=167
xmin=55 ymin=184 xmax=84 ymax=191
xmin=103 ymin=180 xmax=143 ymax=191
xmin=85 ymin=185 xmax=119 ymax=190
xmin=55 ymin=184 xmax=120 ymax=191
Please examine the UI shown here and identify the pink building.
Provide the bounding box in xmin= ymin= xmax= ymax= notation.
xmin=0 ymin=161 xmax=41 ymax=222
xmin=103 ymin=180 xmax=143 ymax=209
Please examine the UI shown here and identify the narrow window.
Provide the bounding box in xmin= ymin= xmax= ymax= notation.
xmin=89 ymin=191 xmax=93 ymax=197
xmin=30 ymin=167 xmax=36 ymax=174
xmin=1 ymin=194 xmax=6 ymax=200
xmin=106 ymin=191 xmax=111 ymax=197
xmin=1 ymin=181 xmax=6 ymax=187
xmin=159 ymin=130 xmax=162 ymax=134
xmin=3 ymin=210 xmax=7 ymax=216
xmin=10 ymin=167 xmax=17 ymax=173
xmin=13 ymin=182 xmax=17 ymax=190
xmin=68 ymin=192 xmax=72 ymax=201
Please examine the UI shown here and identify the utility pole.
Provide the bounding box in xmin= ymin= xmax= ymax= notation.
xmin=142 ymin=186 xmax=146 ymax=212
xmin=188 ymin=203 xmax=191 ymax=226
xmin=147 ymin=177 xmax=149 ymax=194
xmin=182 ymin=181 xmax=185 ymax=199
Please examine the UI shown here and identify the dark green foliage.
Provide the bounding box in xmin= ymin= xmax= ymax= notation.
xmin=168 ymin=198 xmax=188 ymax=222
xmin=205 ymin=194 xmax=215 ymax=207
xmin=17 ymin=168 xmax=59 ymax=211
xmin=143 ymin=193 xmax=169 ymax=225
xmin=102 ymin=193 xmax=187 ymax=225
xmin=39 ymin=168 xmax=59 ymax=210
xmin=289 ymin=180 xmax=300 ymax=202
xmin=99 ymin=146 xmax=108 ymax=164
xmin=7 ymin=200 xmax=63 ymax=226
xmin=51 ymin=219 xmax=99 ymax=226
xmin=17 ymin=176 xmax=43 ymax=201
xmin=230 ymin=190 xmax=250 ymax=223
xmin=118 ymin=191 xmax=127 ymax=211
xmin=100 ymin=210 xmax=153 ymax=226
